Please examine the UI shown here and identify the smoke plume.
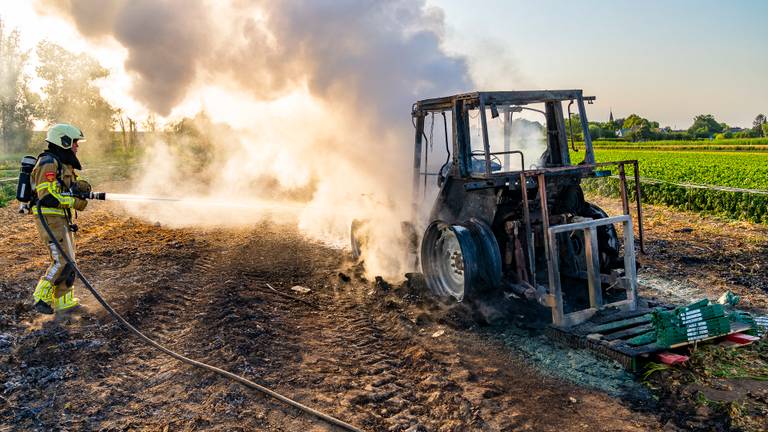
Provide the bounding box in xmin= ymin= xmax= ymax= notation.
xmin=38 ymin=0 xmax=473 ymax=278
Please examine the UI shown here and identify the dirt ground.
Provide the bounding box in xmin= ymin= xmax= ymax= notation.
xmin=0 ymin=197 xmax=766 ymax=431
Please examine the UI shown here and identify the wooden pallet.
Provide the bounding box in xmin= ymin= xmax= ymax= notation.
xmin=545 ymin=306 xmax=753 ymax=371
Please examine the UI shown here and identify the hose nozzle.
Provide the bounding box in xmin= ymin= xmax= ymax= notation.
xmin=70 ymin=191 xmax=106 ymax=200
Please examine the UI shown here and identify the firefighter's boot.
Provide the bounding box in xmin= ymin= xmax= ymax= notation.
xmin=32 ymin=279 xmax=54 ymax=315
xmin=52 ymin=290 xmax=79 ymax=312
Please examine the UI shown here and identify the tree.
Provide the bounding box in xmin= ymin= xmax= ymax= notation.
xmin=610 ymin=117 xmax=625 ymax=131
xmin=622 ymin=114 xmax=653 ymax=141
xmin=0 ymin=19 xmax=39 ymax=153
xmin=622 ymin=114 xmax=644 ymax=129
xmin=754 ymin=114 xmax=767 ymax=137
xmin=763 ymin=123 xmax=768 ymax=138
xmin=166 ymin=111 xmax=216 ymax=172
xmin=142 ymin=114 xmax=157 ymax=133
xmin=688 ymin=114 xmax=725 ymax=138
xmin=588 ymin=123 xmax=604 ymax=140
xmin=564 ymin=113 xmax=584 ymax=141
xmin=36 ymin=41 xmax=116 ymax=148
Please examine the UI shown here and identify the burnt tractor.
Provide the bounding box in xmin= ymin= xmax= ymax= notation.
xmin=357 ymin=93 xmax=755 ymax=370
xmin=397 ymin=90 xmax=646 ymax=328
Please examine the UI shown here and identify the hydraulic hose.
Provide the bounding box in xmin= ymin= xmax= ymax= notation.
xmin=35 ymin=202 xmax=363 ymax=432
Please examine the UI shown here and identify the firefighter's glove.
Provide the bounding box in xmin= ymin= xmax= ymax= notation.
xmin=71 ymin=179 xmax=92 ymax=198
xmin=74 ymin=198 xmax=88 ymax=211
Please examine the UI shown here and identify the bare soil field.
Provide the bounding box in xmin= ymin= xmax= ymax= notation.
xmin=0 ymin=198 xmax=766 ymax=431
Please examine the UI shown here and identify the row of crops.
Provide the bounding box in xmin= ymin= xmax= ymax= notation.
xmin=577 ymin=147 xmax=768 ymax=223
xmin=592 ymin=137 xmax=768 ymax=147
xmin=585 ymin=138 xmax=768 ymax=152
xmin=591 ymin=150 xmax=768 ymax=190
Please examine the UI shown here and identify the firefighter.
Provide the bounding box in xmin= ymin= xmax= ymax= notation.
xmin=30 ymin=124 xmax=91 ymax=314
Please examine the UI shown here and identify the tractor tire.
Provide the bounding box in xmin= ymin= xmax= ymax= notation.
xmin=420 ymin=218 xmax=501 ymax=302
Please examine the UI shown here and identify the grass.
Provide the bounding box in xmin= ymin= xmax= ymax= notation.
xmin=643 ymin=338 xmax=768 ymax=431
xmin=0 ymin=183 xmax=14 ymax=207
xmin=0 ymin=153 xmax=22 ymax=174
xmin=687 ymin=338 xmax=768 ymax=382
xmin=0 ymin=154 xmax=19 ymax=207
xmin=684 ymin=339 xmax=768 ymax=431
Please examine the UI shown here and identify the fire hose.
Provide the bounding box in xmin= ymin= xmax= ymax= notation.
xmin=35 ymin=200 xmax=364 ymax=432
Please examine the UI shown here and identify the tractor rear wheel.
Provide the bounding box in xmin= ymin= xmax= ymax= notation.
xmin=420 ymin=219 xmax=501 ymax=302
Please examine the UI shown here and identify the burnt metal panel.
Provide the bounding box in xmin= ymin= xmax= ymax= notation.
xmin=552 ymin=102 xmax=571 ymax=165
xmin=484 ymin=90 xmax=582 ymax=105
xmin=455 ymin=99 xmax=472 ymax=177
xmin=414 ymin=90 xmax=585 ymax=115
xmin=543 ymin=102 xmax=565 ymax=166
xmin=478 ymin=94 xmax=492 ymax=176
xmin=428 ymin=177 xmax=498 ymax=227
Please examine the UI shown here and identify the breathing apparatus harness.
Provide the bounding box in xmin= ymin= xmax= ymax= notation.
xmin=16 ymin=151 xmax=105 ymax=230
xmin=33 ymin=202 xmax=362 ymax=431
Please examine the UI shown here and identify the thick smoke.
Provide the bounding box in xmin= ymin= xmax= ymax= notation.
xmin=38 ymin=0 xmax=473 ymax=279
xmin=40 ymin=0 xmax=210 ymax=115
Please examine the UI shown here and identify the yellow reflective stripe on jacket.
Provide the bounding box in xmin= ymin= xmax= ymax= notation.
xmin=35 ymin=181 xmax=54 ymax=191
xmin=32 ymin=206 xmax=67 ymax=217
xmin=35 ymin=180 xmax=75 ymax=207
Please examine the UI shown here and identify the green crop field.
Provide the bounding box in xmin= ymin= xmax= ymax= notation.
xmin=586 ymin=138 xmax=768 ymax=152
xmin=593 ymin=137 xmax=768 ymax=147
xmin=577 ymin=148 xmax=768 ymax=223
xmin=592 ymin=150 xmax=768 ymax=190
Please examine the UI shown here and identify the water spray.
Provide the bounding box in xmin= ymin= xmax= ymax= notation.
xmin=101 ymin=193 xmax=306 ymax=213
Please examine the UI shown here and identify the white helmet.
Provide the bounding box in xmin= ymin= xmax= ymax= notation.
xmin=45 ymin=124 xmax=86 ymax=149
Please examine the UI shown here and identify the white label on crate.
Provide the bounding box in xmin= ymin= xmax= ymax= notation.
xmin=686 ymin=329 xmax=708 ymax=336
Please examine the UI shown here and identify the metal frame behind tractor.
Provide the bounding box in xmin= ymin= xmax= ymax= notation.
xmin=409 ymin=90 xmax=646 ymax=328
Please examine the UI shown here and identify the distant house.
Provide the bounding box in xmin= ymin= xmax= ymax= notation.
xmin=615 ymin=128 xmax=631 ymax=138
xmin=726 ymin=127 xmax=743 ymax=133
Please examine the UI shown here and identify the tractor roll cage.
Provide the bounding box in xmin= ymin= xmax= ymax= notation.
xmin=412 ymin=90 xmax=597 ymax=182
xmin=410 ymin=90 xmax=601 ymax=214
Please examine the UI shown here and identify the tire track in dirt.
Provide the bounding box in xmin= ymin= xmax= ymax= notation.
xmin=1 ymin=208 xmax=663 ymax=431
xmin=83 ymin=231 xmax=304 ymax=431
xmin=84 ymin=225 xmax=345 ymax=432
xmin=231 ymin=264 xmax=660 ymax=432
xmin=69 ymin=232 xmax=219 ymax=431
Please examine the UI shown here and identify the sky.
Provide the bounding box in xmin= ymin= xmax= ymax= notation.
xmin=1 ymin=0 xmax=767 ymax=129
xmin=432 ymin=0 xmax=768 ymax=128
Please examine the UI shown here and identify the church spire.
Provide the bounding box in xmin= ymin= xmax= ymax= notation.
xmin=609 ymin=108 xmax=614 ymax=123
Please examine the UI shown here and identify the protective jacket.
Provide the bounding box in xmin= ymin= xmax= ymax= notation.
xmin=31 ymin=150 xmax=87 ymax=216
